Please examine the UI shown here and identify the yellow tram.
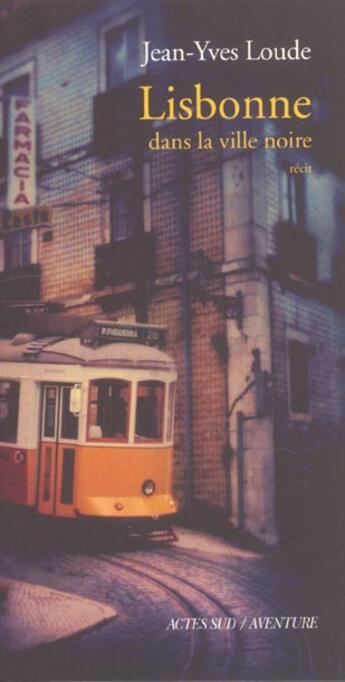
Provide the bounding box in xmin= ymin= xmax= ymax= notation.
xmin=0 ymin=319 xmax=178 ymax=533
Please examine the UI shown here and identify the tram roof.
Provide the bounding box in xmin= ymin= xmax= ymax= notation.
xmin=0 ymin=335 xmax=177 ymax=372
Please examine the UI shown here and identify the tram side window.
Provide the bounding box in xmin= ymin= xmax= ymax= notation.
xmin=135 ymin=381 xmax=165 ymax=441
xmin=0 ymin=381 xmax=20 ymax=443
xmin=61 ymin=387 xmax=78 ymax=440
xmin=88 ymin=379 xmax=130 ymax=441
xmin=166 ymin=382 xmax=176 ymax=442
xmin=44 ymin=387 xmax=57 ymax=438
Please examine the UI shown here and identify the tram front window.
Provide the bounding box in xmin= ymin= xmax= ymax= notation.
xmin=135 ymin=381 xmax=165 ymax=441
xmin=88 ymin=379 xmax=130 ymax=441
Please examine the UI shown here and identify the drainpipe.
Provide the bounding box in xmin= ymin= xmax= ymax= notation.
xmin=223 ymin=379 xmax=232 ymax=518
xmin=178 ymin=151 xmax=194 ymax=516
xmin=237 ymin=411 xmax=245 ymax=530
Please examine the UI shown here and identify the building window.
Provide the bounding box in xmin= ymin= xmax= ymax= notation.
xmin=5 ymin=229 xmax=32 ymax=270
xmin=0 ymin=380 xmax=20 ymax=443
xmin=281 ymin=167 xmax=305 ymax=226
xmin=110 ymin=180 xmax=135 ymax=241
xmin=288 ymin=341 xmax=311 ymax=417
xmin=105 ymin=18 xmax=140 ymax=89
xmin=88 ymin=379 xmax=130 ymax=441
xmin=135 ymin=381 xmax=165 ymax=442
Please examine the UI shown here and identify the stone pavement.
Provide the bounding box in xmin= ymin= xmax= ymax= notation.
xmin=0 ymin=526 xmax=252 ymax=661
xmin=0 ymin=524 xmax=343 ymax=680
xmin=0 ymin=577 xmax=116 ymax=656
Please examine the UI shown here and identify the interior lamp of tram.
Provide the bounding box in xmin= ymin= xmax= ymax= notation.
xmin=69 ymin=384 xmax=82 ymax=416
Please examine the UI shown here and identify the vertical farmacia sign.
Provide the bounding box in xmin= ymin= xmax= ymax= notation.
xmin=6 ymin=96 xmax=36 ymax=209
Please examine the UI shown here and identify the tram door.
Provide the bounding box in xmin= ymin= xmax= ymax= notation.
xmin=38 ymin=385 xmax=79 ymax=517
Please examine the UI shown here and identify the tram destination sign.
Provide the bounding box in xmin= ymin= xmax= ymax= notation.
xmin=81 ymin=320 xmax=167 ymax=348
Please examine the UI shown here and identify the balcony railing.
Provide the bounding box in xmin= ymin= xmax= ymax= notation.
xmin=93 ymin=77 xmax=149 ymax=157
xmin=275 ymin=221 xmax=317 ymax=283
xmin=0 ymin=263 xmax=41 ymax=302
xmin=94 ymin=233 xmax=155 ymax=290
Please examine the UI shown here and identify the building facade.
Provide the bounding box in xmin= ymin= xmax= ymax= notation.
xmin=0 ymin=0 xmax=344 ymax=544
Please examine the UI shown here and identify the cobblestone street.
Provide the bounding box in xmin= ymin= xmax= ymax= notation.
xmin=0 ymin=523 xmax=343 ymax=681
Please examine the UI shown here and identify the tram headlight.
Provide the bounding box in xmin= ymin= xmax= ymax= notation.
xmin=142 ymin=479 xmax=155 ymax=496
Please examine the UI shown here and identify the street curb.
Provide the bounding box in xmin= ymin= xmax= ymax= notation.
xmin=0 ymin=612 xmax=117 ymax=674
xmin=0 ymin=578 xmax=117 ymax=657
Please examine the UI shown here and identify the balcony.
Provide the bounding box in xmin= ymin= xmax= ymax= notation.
xmin=94 ymin=233 xmax=155 ymax=290
xmin=274 ymin=222 xmax=317 ymax=284
xmin=93 ymin=77 xmax=150 ymax=157
xmin=0 ymin=263 xmax=41 ymax=302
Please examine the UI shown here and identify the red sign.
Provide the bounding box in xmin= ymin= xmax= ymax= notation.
xmin=6 ymin=96 xmax=36 ymax=209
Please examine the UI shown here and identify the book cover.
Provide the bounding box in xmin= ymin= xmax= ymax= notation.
xmin=0 ymin=0 xmax=344 ymax=680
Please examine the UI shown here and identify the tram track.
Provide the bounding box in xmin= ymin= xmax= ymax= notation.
xmin=157 ymin=547 xmax=316 ymax=679
xmin=93 ymin=552 xmax=240 ymax=680
xmin=26 ymin=539 xmax=333 ymax=680
xmin=173 ymin=542 xmax=345 ymax=680
xmin=0 ymin=529 xmax=342 ymax=680
xmin=94 ymin=545 xmax=320 ymax=680
xmin=154 ymin=544 xmax=342 ymax=680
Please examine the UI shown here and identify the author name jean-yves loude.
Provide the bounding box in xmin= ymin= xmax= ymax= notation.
xmin=139 ymin=38 xmax=313 ymax=123
xmin=140 ymin=39 xmax=312 ymax=68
